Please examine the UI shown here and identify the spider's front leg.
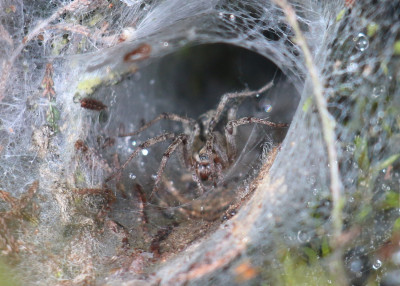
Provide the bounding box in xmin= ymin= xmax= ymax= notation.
xmin=118 ymin=112 xmax=195 ymax=137
xmin=224 ymin=117 xmax=289 ymax=163
xmin=208 ymin=80 xmax=274 ymax=133
xmin=105 ymin=133 xmax=176 ymax=183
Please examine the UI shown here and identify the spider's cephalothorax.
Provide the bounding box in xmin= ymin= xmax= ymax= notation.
xmin=106 ymin=80 xmax=289 ymax=200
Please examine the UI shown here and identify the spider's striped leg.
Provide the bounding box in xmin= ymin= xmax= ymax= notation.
xmin=225 ymin=117 xmax=289 ymax=163
xmin=150 ymin=134 xmax=189 ymax=199
xmin=208 ymin=80 xmax=274 ymax=133
xmin=105 ymin=133 xmax=176 ymax=183
xmin=119 ymin=112 xmax=195 ymax=137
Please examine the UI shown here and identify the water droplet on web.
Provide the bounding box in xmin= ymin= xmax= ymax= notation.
xmin=151 ymin=174 xmax=157 ymax=180
xmin=263 ymin=104 xmax=272 ymax=113
xmin=372 ymin=86 xmax=386 ymax=98
xmin=297 ymin=230 xmax=311 ymax=243
xmin=353 ymin=33 xmax=369 ymax=51
xmin=349 ymin=259 xmax=363 ymax=273
xmin=131 ymin=140 xmax=137 ymax=147
xmin=218 ymin=12 xmax=224 ymax=18
xmin=346 ymin=143 xmax=355 ymax=153
xmin=129 ymin=173 xmax=136 ymax=180
xmin=372 ymin=259 xmax=382 ymax=270
xmin=229 ymin=14 xmax=236 ymax=21
xmin=347 ymin=62 xmax=358 ymax=73
xmin=163 ymin=41 xmax=169 ymax=47
xmin=307 ymin=175 xmax=316 ymax=185
xmin=141 ymin=149 xmax=149 ymax=156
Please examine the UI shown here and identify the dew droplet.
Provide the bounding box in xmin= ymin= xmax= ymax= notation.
xmin=218 ymin=12 xmax=224 ymax=18
xmin=229 ymin=14 xmax=236 ymax=21
xmin=372 ymin=259 xmax=382 ymax=270
xmin=347 ymin=62 xmax=358 ymax=73
xmin=297 ymin=230 xmax=311 ymax=243
xmin=73 ymin=94 xmax=82 ymax=103
xmin=151 ymin=174 xmax=157 ymax=180
xmin=129 ymin=173 xmax=136 ymax=180
xmin=346 ymin=143 xmax=355 ymax=153
xmin=372 ymin=86 xmax=386 ymax=98
xmin=141 ymin=149 xmax=149 ymax=156
xmin=353 ymin=33 xmax=369 ymax=51
xmin=131 ymin=140 xmax=137 ymax=147
xmin=263 ymin=104 xmax=272 ymax=113
xmin=349 ymin=259 xmax=363 ymax=273
xmin=163 ymin=41 xmax=169 ymax=47
xmin=307 ymin=175 xmax=316 ymax=185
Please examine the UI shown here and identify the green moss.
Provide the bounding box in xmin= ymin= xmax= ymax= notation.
xmin=76 ymin=77 xmax=102 ymax=95
xmin=355 ymin=205 xmax=372 ymax=222
xmin=380 ymin=61 xmax=389 ymax=75
xmin=354 ymin=136 xmax=370 ymax=172
xmin=393 ymin=41 xmax=400 ymax=56
xmin=46 ymin=103 xmax=61 ymax=132
xmin=393 ymin=218 xmax=400 ymax=231
xmin=302 ymin=97 xmax=313 ymax=113
xmin=381 ymin=191 xmax=400 ymax=210
xmin=373 ymin=154 xmax=400 ymax=173
xmin=336 ymin=9 xmax=346 ymax=22
xmin=0 ymin=259 xmax=20 ymax=286
xmin=280 ymin=252 xmax=333 ymax=286
xmin=367 ymin=22 xmax=379 ymax=37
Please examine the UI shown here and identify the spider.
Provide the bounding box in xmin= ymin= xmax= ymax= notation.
xmin=106 ymin=80 xmax=289 ymax=201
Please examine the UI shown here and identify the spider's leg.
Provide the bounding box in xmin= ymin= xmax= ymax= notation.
xmin=208 ymin=80 xmax=274 ymax=132
xmin=119 ymin=113 xmax=195 ymax=137
xmin=106 ymin=133 xmax=176 ymax=182
xmin=150 ymin=134 xmax=189 ymax=199
xmin=204 ymin=135 xmax=220 ymax=187
xmin=225 ymin=117 xmax=289 ymax=162
xmin=162 ymin=177 xmax=190 ymax=205
xmin=191 ymin=168 xmax=206 ymax=194
xmin=132 ymin=183 xmax=150 ymax=237
xmin=177 ymin=122 xmax=199 ymax=170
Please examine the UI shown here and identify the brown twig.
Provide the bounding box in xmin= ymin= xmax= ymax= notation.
xmin=41 ymin=63 xmax=56 ymax=99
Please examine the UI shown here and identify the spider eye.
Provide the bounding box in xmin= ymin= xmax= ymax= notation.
xmin=199 ymin=154 xmax=209 ymax=161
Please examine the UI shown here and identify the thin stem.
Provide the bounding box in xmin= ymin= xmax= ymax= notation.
xmin=271 ymin=0 xmax=343 ymax=239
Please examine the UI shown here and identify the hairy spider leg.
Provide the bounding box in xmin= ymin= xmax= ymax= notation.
xmin=105 ymin=133 xmax=176 ymax=182
xmin=150 ymin=134 xmax=189 ymax=199
xmin=208 ymin=80 xmax=274 ymax=133
xmin=224 ymin=117 xmax=289 ymax=162
xmin=118 ymin=112 xmax=195 ymax=137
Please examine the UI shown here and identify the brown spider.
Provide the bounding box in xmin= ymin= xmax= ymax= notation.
xmin=106 ymin=80 xmax=288 ymax=199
